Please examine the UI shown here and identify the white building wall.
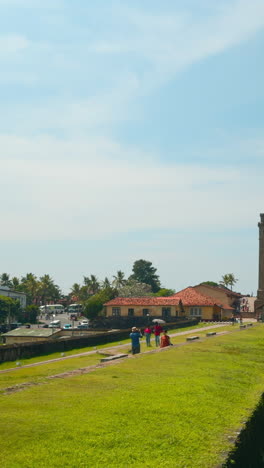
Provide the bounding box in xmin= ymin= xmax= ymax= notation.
xmin=0 ymin=287 xmax=27 ymax=309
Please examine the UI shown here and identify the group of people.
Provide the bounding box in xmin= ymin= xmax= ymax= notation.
xmin=129 ymin=322 xmax=172 ymax=355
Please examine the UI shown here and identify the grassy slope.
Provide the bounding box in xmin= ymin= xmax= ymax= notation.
xmin=0 ymin=324 xmax=234 ymax=391
xmin=1 ymin=326 xmax=263 ymax=467
xmin=0 ymin=322 xmax=222 ymax=371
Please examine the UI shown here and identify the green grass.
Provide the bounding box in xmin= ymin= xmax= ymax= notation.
xmin=0 ymin=321 xmax=219 ymax=371
xmin=0 ymin=323 xmax=236 ymax=391
xmin=0 ymin=325 xmax=263 ymax=467
xmin=0 ymin=353 xmax=101 ymax=391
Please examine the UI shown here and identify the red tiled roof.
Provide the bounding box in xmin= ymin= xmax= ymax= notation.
xmin=195 ymin=284 xmax=242 ymax=297
xmin=172 ymin=287 xmax=217 ymax=306
xmin=104 ymin=287 xmax=223 ymax=308
xmin=104 ymin=296 xmax=181 ymax=306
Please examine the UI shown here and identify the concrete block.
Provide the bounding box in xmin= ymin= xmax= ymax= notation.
xmin=100 ymin=353 xmax=128 ymax=363
xmin=186 ymin=336 xmax=199 ymax=341
xmin=240 ymin=325 xmax=246 ymax=329
xmin=206 ymin=332 xmax=216 ymax=336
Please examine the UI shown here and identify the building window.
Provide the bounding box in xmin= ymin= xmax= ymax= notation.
xmin=190 ymin=307 xmax=202 ymax=316
xmin=112 ymin=307 xmax=121 ymax=316
xmin=162 ymin=307 xmax=171 ymax=318
xmin=142 ymin=309 xmax=149 ymax=316
xmin=128 ymin=308 xmax=134 ymax=317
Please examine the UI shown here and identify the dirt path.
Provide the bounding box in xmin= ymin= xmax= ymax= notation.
xmin=0 ymin=323 xmax=227 ymax=375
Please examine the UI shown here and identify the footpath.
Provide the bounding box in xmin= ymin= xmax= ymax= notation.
xmin=0 ymin=323 xmax=228 ymax=375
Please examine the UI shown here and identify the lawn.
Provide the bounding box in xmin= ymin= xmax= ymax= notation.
xmin=0 ymin=325 xmax=264 ymax=467
xmin=0 ymin=321 xmax=225 ymax=371
xmin=0 ymin=323 xmax=236 ymax=392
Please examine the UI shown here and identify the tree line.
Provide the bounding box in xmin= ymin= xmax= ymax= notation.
xmin=0 ymin=260 xmax=175 ymax=322
xmin=0 ymin=262 xmax=238 ymax=323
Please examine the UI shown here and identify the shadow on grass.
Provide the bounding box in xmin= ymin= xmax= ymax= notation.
xmin=223 ymin=394 xmax=264 ymax=467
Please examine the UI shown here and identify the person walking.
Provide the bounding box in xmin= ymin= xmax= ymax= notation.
xmin=130 ymin=327 xmax=142 ymax=355
xmin=144 ymin=326 xmax=152 ymax=347
xmin=160 ymin=330 xmax=172 ymax=348
xmin=153 ymin=322 xmax=163 ymax=347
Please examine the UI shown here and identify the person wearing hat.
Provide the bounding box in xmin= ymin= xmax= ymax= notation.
xmin=130 ymin=327 xmax=142 ymax=355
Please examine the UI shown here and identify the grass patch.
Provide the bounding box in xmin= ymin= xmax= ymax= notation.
xmin=0 ymin=323 xmax=236 ymax=391
xmin=0 ymin=322 xmax=221 ymax=371
xmin=0 ymin=325 xmax=263 ymax=467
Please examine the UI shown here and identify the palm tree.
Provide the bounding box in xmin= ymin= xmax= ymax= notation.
xmin=70 ymin=283 xmax=81 ymax=299
xmin=102 ymin=277 xmax=111 ymax=289
xmin=38 ymin=274 xmax=61 ymax=305
xmin=112 ymin=271 xmax=126 ymax=290
xmin=83 ymin=275 xmax=100 ymax=295
xmin=228 ymin=274 xmax=238 ymax=291
xmin=0 ymin=273 xmax=12 ymax=288
xmin=83 ymin=276 xmax=90 ymax=286
xmin=20 ymin=273 xmax=39 ymax=304
xmin=220 ymin=274 xmax=238 ymax=291
xmin=11 ymin=277 xmax=20 ymax=289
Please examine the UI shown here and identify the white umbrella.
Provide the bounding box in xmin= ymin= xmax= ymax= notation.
xmin=152 ymin=319 xmax=166 ymax=324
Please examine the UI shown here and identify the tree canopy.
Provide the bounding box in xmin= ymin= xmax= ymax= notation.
xmin=130 ymin=259 xmax=161 ymax=293
xmin=201 ymin=281 xmax=219 ymax=287
xmin=118 ymin=280 xmax=152 ymax=297
xmin=83 ymin=288 xmax=115 ymax=319
xmin=0 ymin=295 xmax=20 ymax=324
xmin=219 ymin=274 xmax=238 ymax=291
xmin=154 ymin=288 xmax=175 ymax=297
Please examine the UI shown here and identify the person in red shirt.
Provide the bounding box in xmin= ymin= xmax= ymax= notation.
xmin=144 ymin=326 xmax=152 ymax=347
xmin=160 ymin=330 xmax=171 ymax=348
xmin=152 ymin=323 xmax=163 ymax=347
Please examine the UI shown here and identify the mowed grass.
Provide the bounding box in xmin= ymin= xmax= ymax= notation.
xmin=0 ymin=321 xmax=224 ymax=371
xmin=0 ymin=323 xmax=236 ymax=391
xmin=0 ymin=325 xmax=264 ymax=467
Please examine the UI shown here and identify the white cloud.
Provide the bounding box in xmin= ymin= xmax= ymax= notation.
xmin=0 ymin=1 xmax=263 ymax=134
xmin=89 ymin=0 xmax=264 ymax=80
xmin=0 ymin=35 xmax=30 ymax=55
xmin=0 ymin=134 xmax=262 ymax=240
xmin=0 ymin=1 xmax=263 ymax=244
xmin=0 ymin=0 xmax=63 ymax=8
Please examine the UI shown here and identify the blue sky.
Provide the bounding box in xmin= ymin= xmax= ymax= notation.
xmin=0 ymin=0 xmax=263 ymax=294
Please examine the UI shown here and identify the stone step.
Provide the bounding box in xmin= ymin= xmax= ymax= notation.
xmin=206 ymin=332 xmax=216 ymax=336
xmin=100 ymin=353 xmax=128 ymax=363
xmin=186 ymin=336 xmax=200 ymax=341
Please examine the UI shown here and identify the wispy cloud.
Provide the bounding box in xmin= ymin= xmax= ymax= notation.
xmin=0 ymin=34 xmax=30 ymax=54
xmin=88 ymin=0 xmax=264 ymax=85
xmin=0 ymin=0 xmax=262 ymax=135
xmin=0 ymin=133 xmax=262 ymax=240
xmin=0 ymin=0 xmax=263 ymax=244
xmin=0 ymin=0 xmax=64 ymax=8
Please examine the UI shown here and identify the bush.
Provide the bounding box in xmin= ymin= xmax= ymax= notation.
xmin=84 ymin=288 xmax=115 ymax=320
xmin=18 ymin=305 xmax=39 ymax=324
xmin=0 ymin=295 xmax=20 ymax=324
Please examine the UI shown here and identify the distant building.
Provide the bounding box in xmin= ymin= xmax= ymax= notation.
xmin=192 ymin=284 xmax=242 ymax=314
xmin=0 ymin=287 xmax=26 ymax=309
xmin=240 ymin=296 xmax=256 ymax=315
xmin=104 ymin=287 xmax=233 ymax=321
xmin=2 ymin=328 xmax=62 ymax=345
